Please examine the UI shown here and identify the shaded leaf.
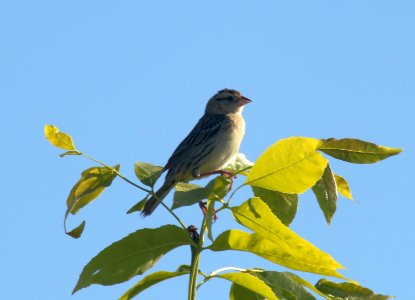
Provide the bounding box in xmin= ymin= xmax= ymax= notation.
xmin=250 ymin=271 xmax=317 ymax=300
xmin=334 ymin=174 xmax=353 ymax=200
xmin=215 ymin=272 xmax=277 ymax=300
xmin=228 ymin=197 xmax=345 ymax=278
xmin=44 ymin=124 xmax=76 ymax=150
xmin=247 ymin=137 xmax=328 ymax=194
xmin=64 ymin=165 xmax=119 ymax=238
xmin=127 ymin=196 xmax=148 ymax=214
xmin=66 ymin=221 xmax=86 ymax=239
xmin=284 ymin=273 xmax=330 ymax=299
xmin=315 ymin=279 xmax=393 ymax=299
xmin=73 ymin=225 xmax=191 ymax=293
xmin=172 ymin=176 xmax=229 ymax=210
xmin=312 ymin=164 xmax=338 ymax=224
xmin=134 ymin=162 xmax=163 ymax=187
xmin=224 ymin=153 xmax=254 ymax=176
xmin=119 ymin=269 xmax=189 ymax=300
xmin=318 ymin=138 xmax=402 ymax=164
xmin=230 ymin=283 xmax=264 ymax=300
xmin=252 ymin=186 xmax=298 ymax=226
xmin=66 ymin=165 xmax=120 ymax=214
xmin=205 ymin=199 xmax=216 ymax=242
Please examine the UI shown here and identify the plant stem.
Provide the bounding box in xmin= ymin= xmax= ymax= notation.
xmin=188 ymin=247 xmax=201 ymax=300
xmin=79 ymin=152 xmax=191 ymax=235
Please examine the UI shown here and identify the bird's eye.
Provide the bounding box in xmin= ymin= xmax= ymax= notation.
xmin=226 ymin=96 xmax=233 ymax=101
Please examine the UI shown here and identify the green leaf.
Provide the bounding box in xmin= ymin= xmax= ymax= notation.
xmin=215 ymin=272 xmax=277 ymax=300
xmin=66 ymin=165 xmax=120 ymax=214
xmin=249 ymin=271 xmax=317 ymax=300
xmin=283 ymin=273 xmax=330 ymax=299
xmin=44 ymin=124 xmax=76 ymax=150
xmin=64 ymin=165 xmax=119 ymax=238
xmin=252 ymin=186 xmax=298 ymax=226
xmin=134 ymin=162 xmax=163 ymax=187
xmin=205 ymin=199 xmax=216 ymax=242
xmin=228 ymin=197 xmax=345 ymax=278
xmin=334 ymin=174 xmax=353 ymax=200
xmin=246 ymin=137 xmax=328 ymax=194
xmin=318 ymin=138 xmax=402 ymax=164
xmin=230 ymin=283 xmax=264 ymax=300
xmin=119 ymin=269 xmax=189 ymax=300
xmin=66 ymin=221 xmax=86 ymax=239
xmin=315 ymin=279 xmax=393 ymax=299
xmin=73 ymin=225 xmax=191 ymax=293
xmin=312 ymin=164 xmax=338 ymax=224
xmin=127 ymin=196 xmax=149 ymax=214
xmin=172 ymin=176 xmax=229 ymax=210
xmin=224 ymin=153 xmax=254 ymax=176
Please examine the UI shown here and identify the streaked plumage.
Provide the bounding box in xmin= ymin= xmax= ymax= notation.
xmin=142 ymin=88 xmax=251 ymax=216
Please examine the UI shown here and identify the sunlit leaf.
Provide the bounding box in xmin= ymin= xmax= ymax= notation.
xmin=247 ymin=137 xmax=328 ymax=194
xmin=172 ymin=176 xmax=229 ymax=210
xmin=318 ymin=138 xmax=402 ymax=164
xmin=215 ymin=272 xmax=277 ymax=300
xmin=224 ymin=153 xmax=254 ymax=176
xmin=283 ymin=273 xmax=330 ymax=299
xmin=315 ymin=279 xmax=393 ymax=299
xmin=134 ymin=162 xmax=163 ymax=187
xmin=66 ymin=221 xmax=86 ymax=239
xmin=44 ymin=124 xmax=76 ymax=150
xmin=227 ymin=197 xmax=345 ymax=278
xmin=73 ymin=225 xmax=191 ymax=293
xmin=334 ymin=174 xmax=353 ymax=200
xmin=312 ymin=164 xmax=338 ymax=224
xmin=210 ymin=229 xmax=345 ymax=279
xmin=64 ymin=165 xmax=119 ymax=238
xmin=119 ymin=269 xmax=189 ymax=300
xmin=252 ymin=186 xmax=298 ymax=226
xmin=127 ymin=196 xmax=149 ymax=214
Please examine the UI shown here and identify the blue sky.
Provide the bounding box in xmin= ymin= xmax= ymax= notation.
xmin=1 ymin=1 xmax=414 ymax=299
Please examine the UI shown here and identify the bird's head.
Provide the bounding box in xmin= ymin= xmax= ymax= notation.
xmin=205 ymin=89 xmax=252 ymax=114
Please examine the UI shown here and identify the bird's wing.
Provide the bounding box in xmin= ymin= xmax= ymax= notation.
xmin=164 ymin=113 xmax=226 ymax=171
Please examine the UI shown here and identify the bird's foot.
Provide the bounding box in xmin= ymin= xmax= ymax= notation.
xmin=199 ymin=170 xmax=237 ymax=191
xmin=199 ymin=201 xmax=218 ymax=222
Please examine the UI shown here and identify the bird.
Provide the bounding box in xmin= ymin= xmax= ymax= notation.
xmin=141 ymin=88 xmax=251 ymax=216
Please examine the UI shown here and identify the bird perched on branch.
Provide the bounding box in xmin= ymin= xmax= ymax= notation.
xmin=142 ymin=88 xmax=251 ymax=216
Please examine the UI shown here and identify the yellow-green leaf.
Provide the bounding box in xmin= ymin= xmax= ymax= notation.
xmin=119 ymin=269 xmax=189 ymax=300
xmin=252 ymin=186 xmax=298 ymax=226
xmin=312 ymin=164 xmax=338 ymax=224
xmin=315 ymin=279 xmax=393 ymax=299
xmin=318 ymin=138 xmax=402 ymax=164
xmin=210 ymin=230 xmax=344 ymax=279
xmin=64 ymin=165 xmax=119 ymax=238
xmin=134 ymin=162 xmax=163 ymax=188
xmin=67 ymin=165 xmax=120 ymax=214
xmin=73 ymin=225 xmax=191 ymax=294
xmin=44 ymin=124 xmax=76 ymax=150
xmin=229 ymin=197 xmax=345 ymax=278
xmin=215 ymin=272 xmax=277 ymax=300
xmin=334 ymin=174 xmax=353 ymax=200
xmin=246 ymin=137 xmax=328 ymax=194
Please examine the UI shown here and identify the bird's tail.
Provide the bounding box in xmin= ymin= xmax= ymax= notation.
xmin=141 ymin=181 xmax=175 ymax=217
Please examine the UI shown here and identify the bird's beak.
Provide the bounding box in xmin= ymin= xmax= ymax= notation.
xmin=240 ymin=96 xmax=252 ymax=105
